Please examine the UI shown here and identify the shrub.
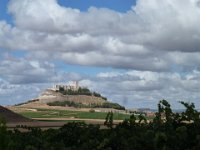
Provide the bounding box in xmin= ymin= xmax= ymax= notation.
xmin=89 ymin=109 xmax=95 ymax=113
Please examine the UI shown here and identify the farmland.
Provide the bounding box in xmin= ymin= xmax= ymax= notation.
xmin=18 ymin=108 xmax=131 ymax=121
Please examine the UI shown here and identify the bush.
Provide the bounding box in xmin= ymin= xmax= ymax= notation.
xmin=89 ymin=109 xmax=95 ymax=113
xmin=47 ymin=101 xmax=83 ymax=108
xmin=57 ymin=87 xmax=107 ymax=100
xmin=47 ymin=101 xmax=125 ymax=110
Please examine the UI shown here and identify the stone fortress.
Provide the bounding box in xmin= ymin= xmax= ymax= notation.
xmin=39 ymin=81 xmax=106 ymax=105
xmin=51 ymin=81 xmax=79 ymax=91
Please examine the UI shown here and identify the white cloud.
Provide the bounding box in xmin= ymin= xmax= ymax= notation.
xmin=0 ymin=54 xmax=83 ymax=84
xmin=1 ymin=0 xmax=200 ymax=108
xmin=1 ymin=0 xmax=199 ymax=72
xmin=78 ymin=70 xmax=200 ymax=109
xmin=134 ymin=0 xmax=200 ymax=52
xmin=0 ymin=78 xmax=50 ymax=105
xmin=8 ymin=0 xmax=80 ymax=33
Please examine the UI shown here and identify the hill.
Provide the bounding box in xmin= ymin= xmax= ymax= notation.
xmin=0 ymin=105 xmax=31 ymax=123
xmin=39 ymin=89 xmax=106 ymax=105
xmin=39 ymin=88 xmax=125 ymax=110
xmin=16 ymin=87 xmax=125 ymax=110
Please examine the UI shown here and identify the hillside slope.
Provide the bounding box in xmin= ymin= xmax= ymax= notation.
xmin=0 ymin=105 xmax=31 ymax=123
xmin=37 ymin=89 xmax=125 ymax=110
xmin=39 ymin=89 xmax=106 ymax=105
xmin=15 ymin=88 xmax=125 ymax=110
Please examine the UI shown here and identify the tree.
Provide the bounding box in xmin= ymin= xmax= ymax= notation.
xmin=104 ymin=112 xmax=113 ymax=129
xmin=0 ymin=114 xmax=7 ymax=150
xmin=179 ymin=101 xmax=200 ymax=123
xmin=0 ymin=114 xmax=6 ymax=127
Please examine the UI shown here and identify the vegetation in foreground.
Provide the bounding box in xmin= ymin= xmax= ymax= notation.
xmin=1 ymin=100 xmax=200 ymax=149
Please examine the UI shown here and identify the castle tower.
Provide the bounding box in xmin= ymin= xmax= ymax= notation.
xmin=75 ymin=81 xmax=79 ymax=91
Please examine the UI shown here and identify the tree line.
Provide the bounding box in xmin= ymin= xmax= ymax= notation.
xmin=58 ymin=87 xmax=107 ymax=100
xmin=47 ymin=101 xmax=125 ymax=110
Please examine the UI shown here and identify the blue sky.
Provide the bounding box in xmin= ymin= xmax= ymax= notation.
xmin=0 ymin=0 xmax=135 ymax=22
xmin=0 ymin=0 xmax=12 ymax=23
xmin=58 ymin=0 xmax=135 ymax=12
xmin=1 ymin=0 xmax=200 ymax=109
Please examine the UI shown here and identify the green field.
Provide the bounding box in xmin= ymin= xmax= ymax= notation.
xmin=19 ymin=109 xmax=131 ymax=120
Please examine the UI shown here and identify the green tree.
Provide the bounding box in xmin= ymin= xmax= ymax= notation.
xmin=179 ymin=101 xmax=200 ymax=123
xmin=104 ymin=112 xmax=113 ymax=129
xmin=0 ymin=114 xmax=7 ymax=150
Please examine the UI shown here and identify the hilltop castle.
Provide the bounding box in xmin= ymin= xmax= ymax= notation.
xmin=52 ymin=81 xmax=79 ymax=91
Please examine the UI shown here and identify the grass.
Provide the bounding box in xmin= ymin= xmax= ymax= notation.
xmin=19 ymin=109 xmax=131 ymax=120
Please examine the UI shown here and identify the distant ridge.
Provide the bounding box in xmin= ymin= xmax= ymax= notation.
xmin=0 ymin=105 xmax=31 ymax=123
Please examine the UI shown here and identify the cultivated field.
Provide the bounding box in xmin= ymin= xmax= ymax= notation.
xmin=18 ymin=108 xmax=130 ymax=121
xmin=4 ymin=103 xmax=131 ymax=129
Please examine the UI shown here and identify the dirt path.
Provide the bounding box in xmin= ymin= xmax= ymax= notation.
xmin=6 ymin=118 xmax=123 ymax=129
xmin=32 ymin=117 xmax=123 ymax=124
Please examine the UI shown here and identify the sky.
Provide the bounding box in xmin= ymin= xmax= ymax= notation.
xmin=1 ymin=0 xmax=200 ymax=109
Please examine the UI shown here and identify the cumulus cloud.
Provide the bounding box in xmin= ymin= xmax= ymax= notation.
xmin=134 ymin=0 xmax=200 ymax=52
xmin=0 ymin=53 xmax=83 ymax=84
xmin=8 ymin=0 xmax=144 ymax=35
xmin=79 ymin=70 xmax=200 ymax=109
xmin=0 ymin=78 xmax=50 ymax=105
xmin=1 ymin=0 xmax=200 ymax=108
xmin=0 ymin=55 xmax=54 ymax=84
xmin=0 ymin=0 xmax=199 ymax=72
